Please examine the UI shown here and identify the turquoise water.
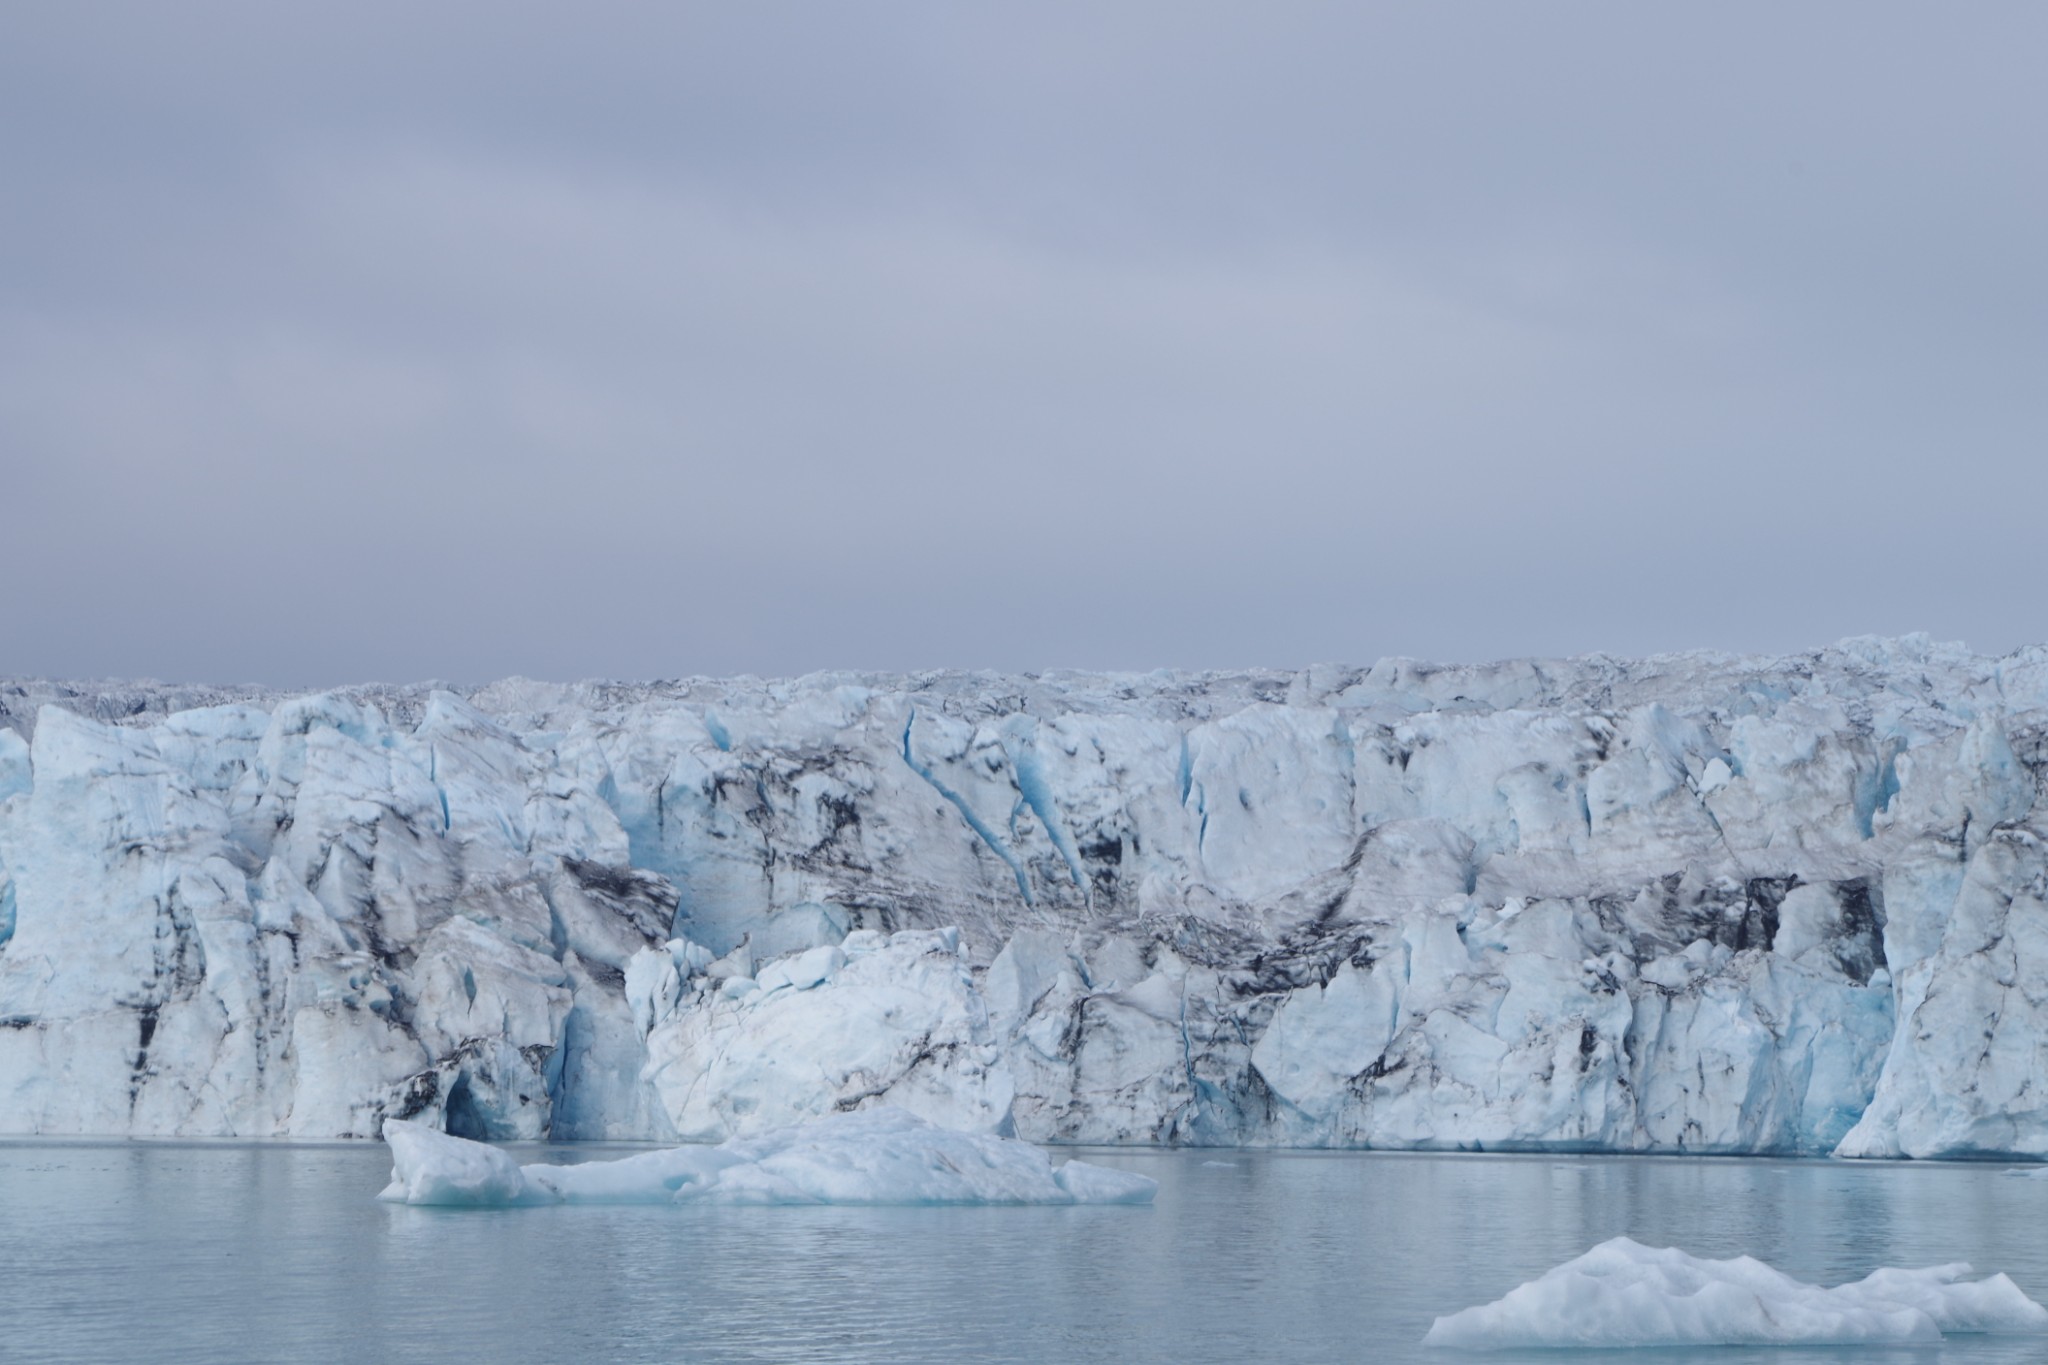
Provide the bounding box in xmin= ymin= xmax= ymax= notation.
xmin=3 ymin=1140 xmax=2046 ymax=1364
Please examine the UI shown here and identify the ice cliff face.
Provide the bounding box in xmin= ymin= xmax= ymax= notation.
xmin=3 ymin=635 xmax=2046 ymax=1156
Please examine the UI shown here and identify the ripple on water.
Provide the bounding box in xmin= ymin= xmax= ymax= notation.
xmin=2 ymin=1141 xmax=2046 ymax=1365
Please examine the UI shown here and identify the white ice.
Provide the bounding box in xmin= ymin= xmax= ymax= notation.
xmin=378 ymin=1106 xmax=1157 ymax=1207
xmin=1423 ymin=1237 xmax=2048 ymax=1349
xmin=8 ymin=636 xmax=2048 ymax=1156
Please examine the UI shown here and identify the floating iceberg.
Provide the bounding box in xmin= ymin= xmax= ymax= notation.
xmin=379 ymin=1106 xmax=1157 ymax=1208
xmin=1423 ymin=1237 xmax=2048 ymax=1349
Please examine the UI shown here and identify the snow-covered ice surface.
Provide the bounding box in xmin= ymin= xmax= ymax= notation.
xmin=378 ymin=1106 xmax=1156 ymax=1207
xmin=6 ymin=635 xmax=2048 ymax=1154
xmin=1424 ymin=1236 xmax=2048 ymax=1349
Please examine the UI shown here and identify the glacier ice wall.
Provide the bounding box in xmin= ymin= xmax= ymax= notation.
xmin=3 ymin=635 xmax=2046 ymax=1156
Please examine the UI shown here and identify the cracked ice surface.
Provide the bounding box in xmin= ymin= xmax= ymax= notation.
xmin=3 ymin=634 xmax=2048 ymax=1155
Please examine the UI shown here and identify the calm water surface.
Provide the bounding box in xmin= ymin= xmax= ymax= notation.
xmin=2 ymin=1139 xmax=2045 ymax=1364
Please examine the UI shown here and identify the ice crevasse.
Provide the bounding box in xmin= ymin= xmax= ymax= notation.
xmin=4 ymin=635 xmax=2048 ymax=1157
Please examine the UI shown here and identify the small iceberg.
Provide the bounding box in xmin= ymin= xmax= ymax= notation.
xmin=1424 ymin=1237 xmax=2048 ymax=1349
xmin=379 ymin=1106 xmax=1158 ymax=1208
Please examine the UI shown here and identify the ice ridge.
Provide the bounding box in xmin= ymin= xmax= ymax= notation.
xmin=3 ymin=636 xmax=2048 ymax=1156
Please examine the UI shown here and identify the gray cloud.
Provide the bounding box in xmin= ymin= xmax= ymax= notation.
xmin=4 ymin=2 xmax=2044 ymax=685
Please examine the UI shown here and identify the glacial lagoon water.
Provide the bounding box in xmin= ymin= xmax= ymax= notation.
xmin=4 ymin=1140 xmax=2047 ymax=1364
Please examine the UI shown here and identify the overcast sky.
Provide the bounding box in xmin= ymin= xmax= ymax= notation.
xmin=4 ymin=4 xmax=2044 ymax=686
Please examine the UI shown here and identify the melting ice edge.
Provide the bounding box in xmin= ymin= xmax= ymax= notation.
xmin=2 ymin=634 xmax=2045 ymax=1157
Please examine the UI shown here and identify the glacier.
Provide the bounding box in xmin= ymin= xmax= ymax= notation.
xmin=1423 ymin=1237 xmax=2048 ymax=1348
xmin=378 ymin=1106 xmax=1157 ymax=1207
xmin=3 ymin=634 xmax=2048 ymax=1157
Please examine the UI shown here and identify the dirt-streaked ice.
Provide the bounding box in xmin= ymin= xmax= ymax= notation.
xmin=4 ymin=635 xmax=2047 ymax=1155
